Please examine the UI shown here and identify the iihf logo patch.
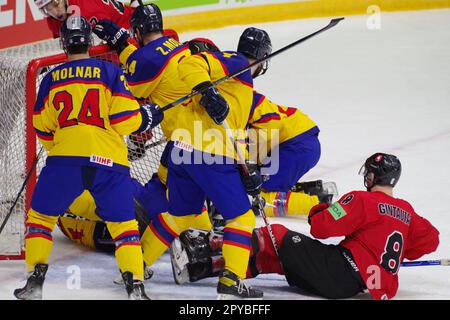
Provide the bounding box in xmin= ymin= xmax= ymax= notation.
xmin=292 ymin=235 xmax=302 ymax=243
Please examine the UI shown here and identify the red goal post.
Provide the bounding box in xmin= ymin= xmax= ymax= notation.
xmin=0 ymin=40 xmax=165 ymax=259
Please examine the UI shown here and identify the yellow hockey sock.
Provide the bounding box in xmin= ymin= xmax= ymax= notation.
xmin=107 ymin=220 xmax=144 ymax=280
xmin=222 ymin=210 xmax=255 ymax=279
xmin=25 ymin=209 xmax=58 ymax=273
xmin=261 ymin=190 xmax=319 ymax=217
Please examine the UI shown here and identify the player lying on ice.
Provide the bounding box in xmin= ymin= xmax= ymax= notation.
xmin=169 ymin=153 xmax=440 ymax=300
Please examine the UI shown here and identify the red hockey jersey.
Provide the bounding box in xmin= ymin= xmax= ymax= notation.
xmin=309 ymin=190 xmax=439 ymax=300
xmin=46 ymin=0 xmax=134 ymax=38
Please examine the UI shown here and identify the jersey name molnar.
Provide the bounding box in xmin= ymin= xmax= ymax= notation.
xmin=378 ymin=203 xmax=411 ymax=225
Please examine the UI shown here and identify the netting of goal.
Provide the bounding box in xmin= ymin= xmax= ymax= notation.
xmin=0 ymin=40 xmax=165 ymax=259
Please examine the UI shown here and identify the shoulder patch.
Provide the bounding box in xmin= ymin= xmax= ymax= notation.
xmin=327 ymin=202 xmax=347 ymax=221
xmin=340 ymin=194 xmax=354 ymax=205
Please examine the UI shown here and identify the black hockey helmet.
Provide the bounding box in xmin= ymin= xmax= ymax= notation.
xmin=130 ymin=3 xmax=163 ymax=42
xmin=187 ymin=38 xmax=220 ymax=54
xmin=237 ymin=27 xmax=272 ymax=77
xmin=359 ymin=153 xmax=402 ymax=189
xmin=60 ymin=15 xmax=93 ymax=53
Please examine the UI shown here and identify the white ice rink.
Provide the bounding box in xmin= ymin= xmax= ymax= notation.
xmin=1 ymin=8 xmax=449 ymax=300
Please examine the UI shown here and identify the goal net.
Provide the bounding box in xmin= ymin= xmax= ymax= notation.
xmin=0 ymin=40 xmax=166 ymax=259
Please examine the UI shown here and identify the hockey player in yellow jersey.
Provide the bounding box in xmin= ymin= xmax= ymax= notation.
xmin=235 ymin=28 xmax=337 ymax=218
xmin=13 ymin=16 xmax=164 ymax=300
xmin=94 ymin=3 xmax=263 ymax=299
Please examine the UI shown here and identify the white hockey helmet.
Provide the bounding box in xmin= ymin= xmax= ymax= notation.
xmin=34 ymin=0 xmax=53 ymax=9
xmin=34 ymin=0 xmax=66 ymax=19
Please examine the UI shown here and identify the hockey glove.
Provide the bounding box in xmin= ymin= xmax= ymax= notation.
xmin=195 ymin=82 xmax=229 ymax=125
xmin=93 ymin=19 xmax=130 ymax=54
xmin=239 ymin=163 xmax=262 ymax=197
xmin=136 ymin=103 xmax=164 ymax=133
xmin=308 ymin=202 xmax=330 ymax=225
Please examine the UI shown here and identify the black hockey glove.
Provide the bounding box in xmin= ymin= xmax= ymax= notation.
xmin=93 ymin=19 xmax=130 ymax=54
xmin=136 ymin=103 xmax=164 ymax=133
xmin=239 ymin=163 xmax=262 ymax=197
xmin=194 ymin=81 xmax=229 ymax=125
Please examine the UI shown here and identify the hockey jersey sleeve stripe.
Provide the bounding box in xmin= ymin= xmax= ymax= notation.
xmin=210 ymin=53 xmax=253 ymax=88
xmin=127 ymin=47 xmax=189 ymax=85
xmin=111 ymin=92 xmax=137 ymax=100
xmin=277 ymin=105 xmax=297 ymax=117
xmin=249 ymin=91 xmax=265 ymax=121
xmin=35 ymin=128 xmax=54 ymax=140
xmin=109 ymin=109 xmax=140 ymax=125
xmin=252 ymin=113 xmax=282 ymax=124
xmin=33 ymin=95 xmax=50 ymax=114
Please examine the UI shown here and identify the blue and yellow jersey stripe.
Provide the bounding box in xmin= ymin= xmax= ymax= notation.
xmin=249 ymin=91 xmax=319 ymax=151
xmin=32 ymin=58 xmax=142 ymax=172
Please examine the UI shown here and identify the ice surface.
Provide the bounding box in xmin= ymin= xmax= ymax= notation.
xmin=1 ymin=9 xmax=449 ymax=300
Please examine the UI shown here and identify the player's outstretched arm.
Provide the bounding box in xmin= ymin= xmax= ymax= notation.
xmin=93 ymin=19 xmax=132 ymax=55
xmin=404 ymin=215 xmax=440 ymax=261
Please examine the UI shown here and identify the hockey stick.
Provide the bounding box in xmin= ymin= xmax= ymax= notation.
xmin=144 ymin=137 xmax=167 ymax=150
xmin=401 ymin=259 xmax=450 ymax=267
xmin=159 ymin=17 xmax=345 ymax=113
xmin=222 ymin=120 xmax=280 ymax=256
xmin=0 ymin=146 xmax=44 ymax=236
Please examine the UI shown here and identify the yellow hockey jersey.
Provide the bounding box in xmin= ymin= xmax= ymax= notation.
xmin=175 ymin=51 xmax=254 ymax=160
xmin=33 ymin=58 xmax=142 ymax=173
xmin=119 ymin=37 xmax=191 ymax=139
xmin=248 ymin=91 xmax=319 ymax=156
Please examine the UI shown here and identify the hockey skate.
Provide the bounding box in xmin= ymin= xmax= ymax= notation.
xmin=170 ymin=229 xmax=223 ymax=284
xmin=291 ymin=180 xmax=338 ymax=204
xmin=13 ymin=264 xmax=48 ymax=300
xmin=121 ymin=271 xmax=150 ymax=300
xmin=169 ymin=237 xmax=190 ymax=285
xmin=217 ymin=269 xmax=263 ymax=300
xmin=114 ymin=265 xmax=153 ymax=285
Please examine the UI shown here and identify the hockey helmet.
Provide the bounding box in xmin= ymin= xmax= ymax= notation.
xmin=130 ymin=3 xmax=163 ymax=42
xmin=359 ymin=153 xmax=402 ymax=189
xmin=237 ymin=27 xmax=272 ymax=77
xmin=60 ymin=16 xmax=93 ymax=53
xmin=188 ymin=38 xmax=220 ymax=54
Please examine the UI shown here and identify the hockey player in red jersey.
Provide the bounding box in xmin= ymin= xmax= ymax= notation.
xmin=34 ymin=0 xmax=134 ymax=38
xmin=171 ymin=153 xmax=440 ymax=300
xmin=33 ymin=0 xmax=179 ymax=41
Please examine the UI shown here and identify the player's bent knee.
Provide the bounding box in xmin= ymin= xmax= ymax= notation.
xmin=106 ymin=219 xmax=140 ymax=240
xmin=226 ymin=209 xmax=256 ymax=232
xmin=27 ymin=208 xmax=58 ymax=230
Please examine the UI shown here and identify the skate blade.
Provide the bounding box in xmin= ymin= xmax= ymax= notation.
xmin=13 ymin=288 xmax=42 ymax=300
